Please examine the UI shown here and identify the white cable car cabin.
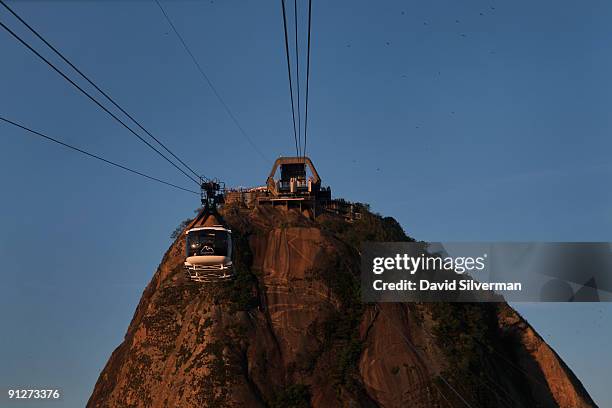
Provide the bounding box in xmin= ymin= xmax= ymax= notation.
xmin=184 ymin=211 xmax=233 ymax=282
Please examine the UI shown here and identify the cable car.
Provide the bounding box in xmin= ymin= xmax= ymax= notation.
xmin=184 ymin=225 xmax=233 ymax=282
xmin=184 ymin=179 xmax=234 ymax=282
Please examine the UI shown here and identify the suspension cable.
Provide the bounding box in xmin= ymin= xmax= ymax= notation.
xmin=154 ymin=0 xmax=268 ymax=163
xmin=280 ymin=0 xmax=300 ymax=156
xmin=0 ymin=116 xmax=199 ymax=195
xmin=0 ymin=0 xmax=203 ymax=182
xmin=293 ymin=0 xmax=301 ymax=157
xmin=0 ymin=20 xmax=201 ymax=186
xmin=303 ymin=0 xmax=312 ymax=159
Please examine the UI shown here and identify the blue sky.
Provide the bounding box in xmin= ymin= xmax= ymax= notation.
xmin=0 ymin=0 xmax=611 ymax=406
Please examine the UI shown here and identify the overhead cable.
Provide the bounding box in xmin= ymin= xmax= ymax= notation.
xmin=0 ymin=116 xmax=199 ymax=195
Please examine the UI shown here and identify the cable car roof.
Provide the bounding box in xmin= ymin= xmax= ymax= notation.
xmin=186 ymin=226 xmax=231 ymax=233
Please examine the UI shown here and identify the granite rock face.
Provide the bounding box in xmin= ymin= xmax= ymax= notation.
xmin=88 ymin=206 xmax=596 ymax=408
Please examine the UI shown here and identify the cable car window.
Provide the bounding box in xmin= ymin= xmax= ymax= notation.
xmin=186 ymin=230 xmax=229 ymax=257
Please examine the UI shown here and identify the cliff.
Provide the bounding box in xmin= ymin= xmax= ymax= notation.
xmin=88 ymin=205 xmax=596 ymax=408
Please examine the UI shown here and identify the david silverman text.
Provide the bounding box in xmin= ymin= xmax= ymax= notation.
xmin=372 ymin=279 xmax=522 ymax=292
